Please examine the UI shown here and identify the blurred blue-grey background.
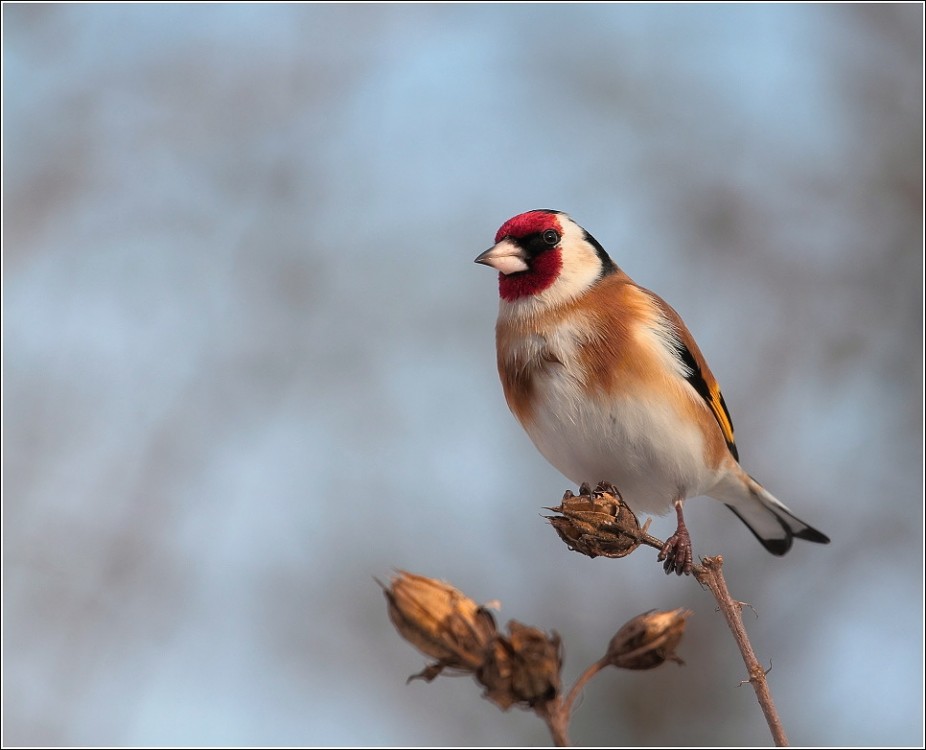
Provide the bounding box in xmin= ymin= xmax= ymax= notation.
xmin=3 ymin=3 xmax=923 ymax=746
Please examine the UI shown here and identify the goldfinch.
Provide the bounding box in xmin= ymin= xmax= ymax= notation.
xmin=475 ymin=209 xmax=829 ymax=574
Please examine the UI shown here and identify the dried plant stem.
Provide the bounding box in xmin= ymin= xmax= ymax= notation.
xmin=548 ymin=491 xmax=793 ymax=746
xmin=629 ymin=530 xmax=789 ymax=746
xmin=389 ymin=489 xmax=794 ymax=747
xmin=562 ymin=656 xmax=611 ymax=717
xmin=534 ymin=657 xmax=610 ymax=747
xmin=534 ymin=700 xmax=570 ymax=747
xmin=692 ymin=556 xmax=789 ymax=747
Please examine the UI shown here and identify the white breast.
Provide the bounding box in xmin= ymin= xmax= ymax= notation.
xmin=516 ymin=325 xmax=720 ymax=516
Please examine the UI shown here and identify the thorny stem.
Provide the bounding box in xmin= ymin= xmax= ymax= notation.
xmin=541 ymin=525 xmax=790 ymax=747
xmin=693 ymin=556 xmax=789 ymax=747
xmin=630 ymin=530 xmax=788 ymax=747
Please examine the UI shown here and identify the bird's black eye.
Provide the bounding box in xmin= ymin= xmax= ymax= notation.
xmin=542 ymin=229 xmax=560 ymax=246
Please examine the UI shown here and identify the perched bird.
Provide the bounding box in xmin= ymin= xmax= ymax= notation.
xmin=475 ymin=209 xmax=829 ymax=574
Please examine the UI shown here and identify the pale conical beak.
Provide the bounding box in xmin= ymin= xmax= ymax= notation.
xmin=474 ymin=239 xmax=529 ymax=275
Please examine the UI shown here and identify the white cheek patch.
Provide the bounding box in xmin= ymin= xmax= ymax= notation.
xmin=534 ymin=218 xmax=603 ymax=308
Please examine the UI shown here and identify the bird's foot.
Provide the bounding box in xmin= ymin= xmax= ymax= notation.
xmin=656 ymin=502 xmax=693 ymax=576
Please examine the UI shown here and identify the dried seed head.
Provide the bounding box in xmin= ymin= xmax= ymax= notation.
xmin=478 ymin=621 xmax=562 ymax=710
xmin=606 ymin=608 xmax=692 ymax=670
xmin=382 ymin=571 xmax=497 ymax=678
xmin=546 ymin=481 xmax=642 ymax=558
